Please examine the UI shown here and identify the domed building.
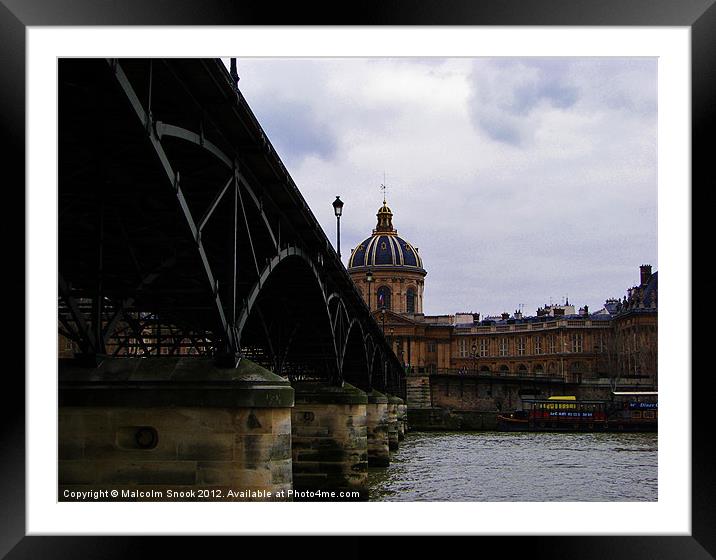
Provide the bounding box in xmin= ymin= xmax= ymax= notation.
xmin=344 ymin=198 xmax=656 ymax=399
xmin=348 ymin=201 xmax=426 ymax=314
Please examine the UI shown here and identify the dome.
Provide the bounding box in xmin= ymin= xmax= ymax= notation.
xmin=347 ymin=202 xmax=424 ymax=271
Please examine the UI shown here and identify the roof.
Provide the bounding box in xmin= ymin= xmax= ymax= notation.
xmin=347 ymin=202 xmax=425 ymax=271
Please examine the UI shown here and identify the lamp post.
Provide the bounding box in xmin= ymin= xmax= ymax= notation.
xmin=389 ymin=327 xmax=394 ymax=354
xmin=471 ymin=343 xmax=477 ymax=375
xmin=381 ymin=305 xmax=386 ymax=334
xmin=366 ymin=270 xmax=374 ymax=311
xmin=332 ymin=196 xmax=344 ymax=259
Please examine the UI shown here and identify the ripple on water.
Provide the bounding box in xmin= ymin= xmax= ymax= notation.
xmin=368 ymin=431 xmax=657 ymax=502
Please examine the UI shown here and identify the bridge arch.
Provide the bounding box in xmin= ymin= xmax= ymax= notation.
xmin=369 ymin=344 xmax=387 ymax=392
xmin=341 ymin=319 xmax=370 ymax=391
xmin=237 ymin=247 xmax=338 ymax=382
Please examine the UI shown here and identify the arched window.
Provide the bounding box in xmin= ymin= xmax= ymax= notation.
xmin=480 ymin=365 xmax=491 ymax=373
xmin=534 ymin=364 xmax=544 ymax=375
xmin=406 ymin=287 xmax=416 ymax=313
xmin=517 ymin=363 xmax=528 ymax=373
xmin=499 ymin=364 xmax=510 ymax=374
xmin=377 ymin=286 xmax=391 ymax=310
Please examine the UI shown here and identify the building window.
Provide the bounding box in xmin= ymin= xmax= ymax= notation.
xmin=499 ymin=338 xmax=508 ymax=356
xmin=548 ymin=335 xmax=556 ymax=354
xmin=458 ymin=338 xmax=469 ymax=358
xmin=406 ymin=288 xmax=416 ymax=313
xmin=571 ymin=333 xmax=583 ymax=353
xmin=377 ymin=286 xmax=391 ymax=310
xmin=534 ymin=364 xmax=544 ymax=375
xmin=427 ymin=340 xmax=436 ymax=353
xmin=596 ymin=332 xmax=606 ymax=353
xmin=478 ymin=339 xmax=488 ymax=357
xmin=534 ymin=336 xmax=542 ymax=355
xmin=517 ymin=337 xmax=525 ymax=356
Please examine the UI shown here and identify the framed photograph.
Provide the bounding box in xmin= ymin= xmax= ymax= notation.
xmin=5 ymin=0 xmax=711 ymax=557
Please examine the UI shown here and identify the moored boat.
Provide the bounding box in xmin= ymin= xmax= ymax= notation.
xmin=496 ymin=393 xmax=657 ymax=433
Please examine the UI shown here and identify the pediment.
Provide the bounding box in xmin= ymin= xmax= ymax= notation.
xmin=371 ymin=309 xmax=420 ymax=326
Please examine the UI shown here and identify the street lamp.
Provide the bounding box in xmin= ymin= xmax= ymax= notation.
xmin=471 ymin=343 xmax=477 ymax=375
xmin=332 ymin=196 xmax=344 ymax=259
xmin=365 ymin=270 xmax=374 ymax=310
xmin=381 ymin=305 xmax=386 ymax=334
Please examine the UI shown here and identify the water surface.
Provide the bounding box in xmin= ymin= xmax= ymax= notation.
xmin=368 ymin=431 xmax=657 ymax=501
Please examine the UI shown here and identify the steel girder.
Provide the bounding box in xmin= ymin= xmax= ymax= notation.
xmin=58 ymin=58 xmax=405 ymax=396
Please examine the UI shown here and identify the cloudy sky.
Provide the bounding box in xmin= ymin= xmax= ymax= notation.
xmin=228 ymin=57 xmax=657 ymax=317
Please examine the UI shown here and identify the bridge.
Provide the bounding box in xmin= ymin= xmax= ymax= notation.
xmin=58 ymin=58 xmax=407 ymax=501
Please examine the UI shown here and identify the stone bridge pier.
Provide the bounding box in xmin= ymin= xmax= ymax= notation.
xmin=290 ymin=382 xmax=368 ymax=500
xmin=386 ymin=395 xmax=402 ymax=452
xmin=59 ymin=360 xmax=409 ymax=502
xmin=366 ymin=390 xmax=390 ymax=467
xmin=58 ymin=358 xmax=294 ymax=501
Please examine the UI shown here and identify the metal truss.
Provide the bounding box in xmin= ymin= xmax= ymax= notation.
xmin=58 ymin=58 xmax=406 ymax=397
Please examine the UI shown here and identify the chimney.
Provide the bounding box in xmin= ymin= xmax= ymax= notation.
xmin=501 ymin=312 xmax=510 ymax=321
xmin=640 ymin=264 xmax=652 ymax=286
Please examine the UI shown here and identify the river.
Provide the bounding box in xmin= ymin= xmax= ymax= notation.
xmin=368 ymin=431 xmax=657 ymax=501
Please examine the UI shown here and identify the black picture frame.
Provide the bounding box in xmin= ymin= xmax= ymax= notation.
xmin=3 ymin=1 xmax=710 ymax=557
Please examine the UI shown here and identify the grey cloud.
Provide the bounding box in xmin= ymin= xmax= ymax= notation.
xmin=468 ymin=58 xmax=582 ymax=145
xmin=249 ymin=98 xmax=338 ymax=165
xmin=476 ymin=114 xmax=523 ymax=145
xmin=511 ymin=77 xmax=579 ymax=115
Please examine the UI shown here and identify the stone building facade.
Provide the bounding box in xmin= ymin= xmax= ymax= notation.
xmin=347 ymin=202 xmax=658 ymax=387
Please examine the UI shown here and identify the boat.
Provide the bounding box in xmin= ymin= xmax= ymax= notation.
xmin=496 ymin=393 xmax=657 ymax=432
xmin=607 ymin=391 xmax=658 ymax=432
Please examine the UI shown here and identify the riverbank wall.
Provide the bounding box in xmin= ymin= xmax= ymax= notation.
xmin=406 ymin=373 xmax=656 ymax=431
